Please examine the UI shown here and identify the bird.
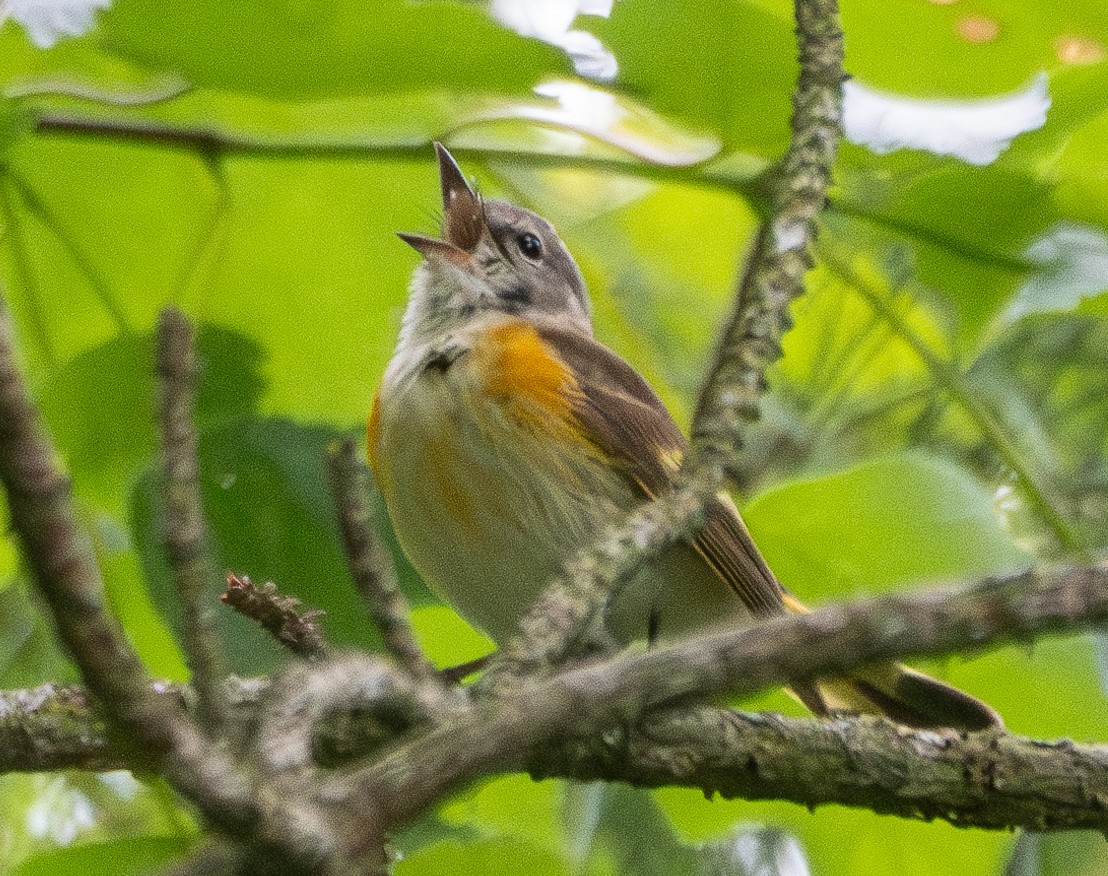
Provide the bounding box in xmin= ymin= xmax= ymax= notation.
xmin=368 ymin=143 xmax=1001 ymax=731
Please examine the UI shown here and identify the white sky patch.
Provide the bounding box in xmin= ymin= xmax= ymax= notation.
xmin=773 ymin=218 xmax=808 ymax=253
xmin=2 ymin=0 xmax=111 ymax=48
xmin=1007 ymin=222 xmax=1108 ymax=320
xmin=26 ymin=777 xmax=96 ymax=845
xmin=472 ymin=79 xmax=718 ymax=166
xmin=490 ymin=0 xmax=617 ymax=79
xmin=711 ymin=826 xmax=811 ymax=876
xmin=843 ymin=73 xmax=1050 ymax=166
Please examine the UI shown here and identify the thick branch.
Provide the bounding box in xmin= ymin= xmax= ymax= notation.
xmin=5 ymin=563 xmax=1108 ymax=831
xmin=340 ymin=562 xmax=1108 ymax=831
xmin=5 ymin=676 xmax=1108 ymax=834
xmin=532 ymin=707 xmax=1108 ymax=832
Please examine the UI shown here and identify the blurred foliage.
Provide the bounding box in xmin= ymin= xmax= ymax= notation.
xmin=0 ymin=0 xmax=1106 ymax=873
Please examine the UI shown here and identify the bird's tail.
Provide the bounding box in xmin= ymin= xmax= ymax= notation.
xmin=793 ymin=665 xmax=1002 ymax=731
xmin=782 ymin=595 xmax=1002 ymax=731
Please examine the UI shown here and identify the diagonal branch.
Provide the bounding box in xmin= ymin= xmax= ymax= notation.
xmin=326 ymin=440 xmax=438 ymax=681
xmin=221 ymin=573 xmax=330 ymax=661
xmin=0 ymin=289 xmax=259 ymax=834
xmin=481 ymin=0 xmax=845 ymax=687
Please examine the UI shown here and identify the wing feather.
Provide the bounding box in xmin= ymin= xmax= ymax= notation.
xmin=535 ymin=323 xmax=784 ymax=616
xmin=533 ymin=323 xmax=1003 ymax=731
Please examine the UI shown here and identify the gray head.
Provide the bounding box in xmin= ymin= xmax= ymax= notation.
xmin=398 ymin=144 xmax=592 ymax=337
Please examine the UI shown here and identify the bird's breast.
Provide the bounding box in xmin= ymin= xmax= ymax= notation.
xmin=370 ymin=317 xmax=636 ymax=642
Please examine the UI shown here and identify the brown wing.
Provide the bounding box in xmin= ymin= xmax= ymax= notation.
xmin=535 ymin=323 xmax=784 ymax=617
xmin=535 ymin=325 xmax=1005 ymax=730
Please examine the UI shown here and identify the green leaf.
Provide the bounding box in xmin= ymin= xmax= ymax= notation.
xmin=396 ymin=838 xmax=571 ymax=876
xmin=586 ymin=0 xmax=796 ymax=153
xmin=410 ymin=605 xmax=492 ymax=671
xmin=12 ymin=836 xmax=192 ymax=876
xmin=829 ymin=170 xmax=1051 ymax=349
xmin=130 ymin=415 xmax=430 ymax=675
xmin=441 ymin=775 xmax=564 ymax=859
xmin=1006 ymin=830 xmax=1108 ymax=876
xmin=36 ymin=333 xmax=157 ymax=513
xmin=0 ymin=579 xmax=75 ymax=687
xmin=100 ymin=0 xmax=569 ymax=99
xmin=743 ymin=454 xmax=1029 ymax=602
xmin=841 ymin=0 xmax=1108 ymax=97
xmin=944 ymin=633 xmax=1108 ymax=740
xmin=655 ymin=789 xmax=1009 ymax=876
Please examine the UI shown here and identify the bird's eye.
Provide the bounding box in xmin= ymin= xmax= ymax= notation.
xmin=516 ymin=232 xmax=543 ymax=260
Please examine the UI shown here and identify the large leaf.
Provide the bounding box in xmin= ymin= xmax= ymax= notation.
xmin=130 ymin=415 xmax=432 ymax=675
xmin=100 ymin=0 xmax=568 ymax=99
xmin=587 ymin=0 xmax=796 ymax=154
xmin=743 ymin=454 xmax=1029 ymax=602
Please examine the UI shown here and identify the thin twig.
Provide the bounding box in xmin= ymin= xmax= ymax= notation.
xmin=29 ymin=110 xmax=763 ymax=193
xmin=480 ymin=0 xmax=845 ymax=688
xmin=688 ymin=0 xmax=844 ymax=471
xmin=327 ymin=440 xmax=438 ymax=681
xmin=157 ymin=306 xmax=230 ymax=732
xmin=221 ymin=573 xmax=329 ymax=661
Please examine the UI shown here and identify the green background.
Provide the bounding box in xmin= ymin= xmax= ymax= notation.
xmin=1 ymin=0 xmax=1107 ymax=872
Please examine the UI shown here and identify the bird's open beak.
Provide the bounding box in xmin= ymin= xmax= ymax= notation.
xmin=398 ymin=143 xmax=486 ymax=264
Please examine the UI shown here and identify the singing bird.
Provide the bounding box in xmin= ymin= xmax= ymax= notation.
xmin=369 ymin=144 xmax=1000 ymax=730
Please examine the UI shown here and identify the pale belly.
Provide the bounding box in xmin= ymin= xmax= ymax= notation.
xmin=372 ymin=336 xmax=749 ymax=646
xmin=375 ymin=360 xmax=624 ymax=642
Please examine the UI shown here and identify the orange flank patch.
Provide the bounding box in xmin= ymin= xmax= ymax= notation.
xmin=474 ymin=320 xmax=581 ymax=434
xmin=424 ymin=430 xmax=477 ymax=533
xmin=782 ymin=592 xmax=810 ymax=615
xmin=367 ymin=393 xmax=382 ymax=474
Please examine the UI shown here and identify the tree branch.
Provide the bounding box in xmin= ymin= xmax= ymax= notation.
xmin=28 ymin=111 xmax=763 ymax=193
xmin=6 ymin=637 xmax=1108 ymax=835
xmin=0 ymin=290 xmax=259 ymax=832
xmin=221 ymin=573 xmax=330 ymax=661
xmin=336 ymin=562 xmax=1108 ymax=832
xmin=688 ymin=0 xmax=843 ymax=471
xmin=326 ymin=440 xmax=438 ymax=681
xmin=156 ymin=306 xmax=231 ymax=732
xmin=5 ymin=562 xmax=1108 ymax=832
xmin=532 ymin=707 xmax=1108 ymax=832
xmin=480 ymin=0 xmax=845 ymax=688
